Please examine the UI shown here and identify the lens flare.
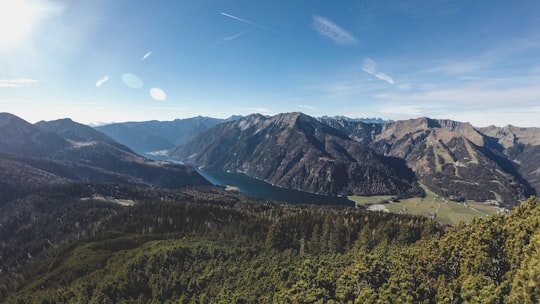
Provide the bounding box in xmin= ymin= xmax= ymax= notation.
xmin=150 ymin=88 xmax=167 ymax=101
xmin=122 ymin=73 xmax=144 ymax=89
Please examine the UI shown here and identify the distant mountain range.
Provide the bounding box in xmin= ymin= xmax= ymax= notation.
xmin=0 ymin=113 xmax=209 ymax=204
xmin=96 ymin=116 xmax=238 ymax=154
xmin=318 ymin=115 xmax=390 ymax=124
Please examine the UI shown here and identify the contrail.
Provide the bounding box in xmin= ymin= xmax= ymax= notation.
xmin=221 ymin=12 xmax=270 ymax=31
xmin=313 ymin=15 xmax=357 ymax=45
xmin=224 ymin=30 xmax=248 ymax=41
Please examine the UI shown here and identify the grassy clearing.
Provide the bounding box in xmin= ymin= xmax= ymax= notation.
xmin=348 ymin=195 xmax=395 ymax=206
xmin=81 ymin=195 xmax=135 ymax=206
xmin=349 ymin=184 xmax=501 ymax=225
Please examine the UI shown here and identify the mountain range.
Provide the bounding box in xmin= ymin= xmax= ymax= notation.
xmin=95 ymin=116 xmax=238 ymax=154
xmin=170 ymin=113 xmax=421 ymax=198
xmin=0 ymin=113 xmax=209 ymax=204
xmin=1 ymin=111 xmax=538 ymax=207
xmin=167 ymin=113 xmax=539 ymax=206
xmin=1 ymin=110 xmax=540 ymax=301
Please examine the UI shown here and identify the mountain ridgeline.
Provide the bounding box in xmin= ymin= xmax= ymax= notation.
xmin=0 ymin=113 xmax=209 ymax=204
xmin=96 ymin=116 xmax=234 ymax=154
xmin=171 ymin=113 xmax=539 ymax=205
xmin=171 ymin=113 xmax=422 ymax=198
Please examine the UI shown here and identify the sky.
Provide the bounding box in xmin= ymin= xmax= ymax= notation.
xmin=1 ymin=0 xmax=540 ymax=127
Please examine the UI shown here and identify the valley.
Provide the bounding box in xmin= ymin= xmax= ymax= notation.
xmin=3 ymin=2 xmax=538 ymax=302
xmin=1 ymin=111 xmax=540 ymax=302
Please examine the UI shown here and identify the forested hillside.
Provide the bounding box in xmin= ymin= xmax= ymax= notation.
xmin=4 ymin=191 xmax=539 ymax=303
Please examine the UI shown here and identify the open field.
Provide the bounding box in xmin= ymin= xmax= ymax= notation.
xmin=81 ymin=195 xmax=135 ymax=206
xmin=349 ymin=185 xmax=502 ymax=225
xmin=348 ymin=195 xmax=395 ymax=206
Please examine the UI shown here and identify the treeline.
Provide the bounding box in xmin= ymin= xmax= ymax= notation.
xmin=5 ymin=187 xmax=540 ymax=302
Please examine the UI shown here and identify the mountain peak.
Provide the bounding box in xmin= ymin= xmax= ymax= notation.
xmin=268 ymin=112 xmax=309 ymax=128
xmin=0 ymin=113 xmax=71 ymax=157
xmin=171 ymin=112 xmax=421 ymax=197
xmin=378 ymin=117 xmax=484 ymax=146
xmin=36 ymin=118 xmax=120 ymax=146
xmin=0 ymin=112 xmax=29 ymax=128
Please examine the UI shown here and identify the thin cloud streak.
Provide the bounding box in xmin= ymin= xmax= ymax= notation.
xmin=141 ymin=50 xmax=153 ymax=61
xmin=297 ymin=104 xmax=318 ymax=111
xmin=224 ymin=30 xmax=248 ymax=41
xmin=95 ymin=76 xmax=109 ymax=87
xmin=375 ymin=101 xmax=540 ymax=128
xmin=211 ymin=31 xmax=249 ymax=47
xmin=361 ymin=58 xmax=394 ymax=84
xmin=375 ymin=72 xmax=394 ymax=85
xmin=221 ymin=12 xmax=270 ymax=31
xmin=239 ymin=107 xmax=272 ymax=115
xmin=313 ymin=15 xmax=357 ymax=45
xmin=374 ymin=84 xmax=540 ymax=107
xmin=0 ymin=78 xmax=39 ymax=88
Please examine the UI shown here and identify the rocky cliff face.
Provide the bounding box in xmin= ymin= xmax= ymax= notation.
xmin=365 ymin=118 xmax=533 ymax=204
xmin=171 ymin=113 xmax=421 ymax=197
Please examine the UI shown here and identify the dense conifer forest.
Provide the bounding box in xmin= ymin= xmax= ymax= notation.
xmin=2 ymin=183 xmax=539 ymax=303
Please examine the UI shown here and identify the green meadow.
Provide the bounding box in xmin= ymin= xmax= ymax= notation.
xmin=349 ymin=185 xmax=502 ymax=225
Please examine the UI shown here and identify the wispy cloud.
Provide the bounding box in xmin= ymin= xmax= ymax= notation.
xmin=361 ymin=58 xmax=394 ymax=84
xmin=375 ymin=84 xmax=540 ymax=108
xmin=313 ymin=15 xmax=357 ymax=45
xmin=221 ymin=12 xmax=270 ymax=31
xmin=95 ymin=76 xmax=109 ymax=87
xmin=421 ymin=61 xmax=485 ymax=75
xmin=316 ymin=80 xmax=371 ymax=98
xmin=374 ymin=72 xmax=394 ymax=84
xmin=297 ymin=104 xmax=318 ymax=111
xmin=224 ymin=30 xmax=248 ymax=41
xmin=141 ymin=50 xmax=153 ymax=61
xmin=239 ymin=107 xmax=272 ymax=114
xmin=0 ymin=78 xmax=39 ymax=88
xmin=211 ymin=30 xmax=249 ymax=47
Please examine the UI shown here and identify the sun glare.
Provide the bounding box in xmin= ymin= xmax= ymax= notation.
xmin=0 ymin=0 xmax=42 ymax=51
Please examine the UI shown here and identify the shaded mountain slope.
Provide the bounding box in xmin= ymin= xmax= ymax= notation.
xmin=0 ymin=114 xmax=209 ymax=204
xmin=36 ymin=118 xmax=127 ymax=150
xmin=479 ymin=125 xmax=540 ymax=195
xmin=0 ymin=155 xmax=68 ymax=204
xmin=0 ymin=113 xmax=71 ymax=157
xmin=36 ymin=118 xmax=209 ymax=189
xmin=171 ymin=112 xmax=421 ymax=197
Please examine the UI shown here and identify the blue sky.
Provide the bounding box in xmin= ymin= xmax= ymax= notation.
xmin=1 ymin=0 xmax=540 ymax=127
